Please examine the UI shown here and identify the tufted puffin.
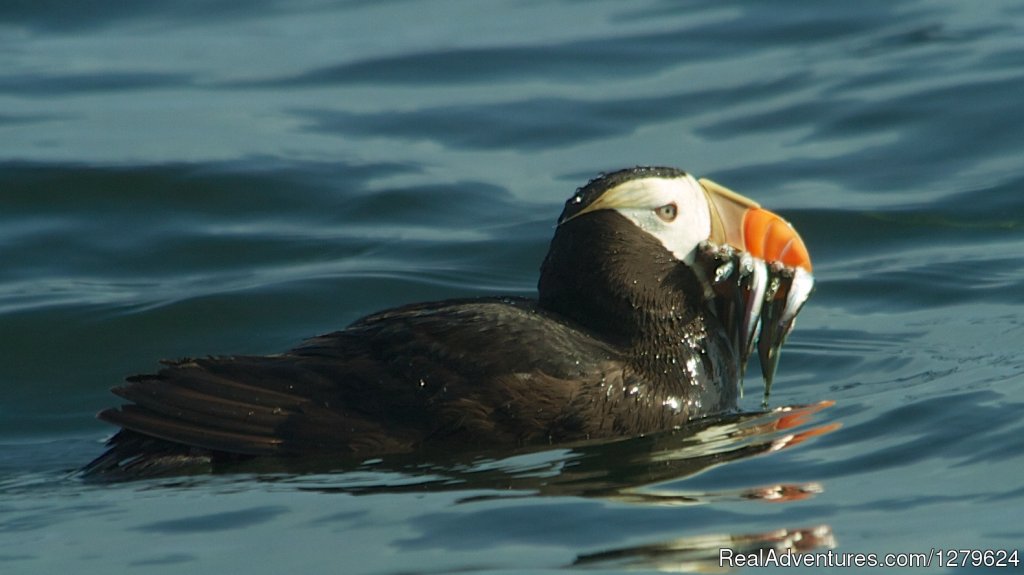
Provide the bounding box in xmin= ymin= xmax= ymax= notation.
xmin=84 ymin=166 xmax=814 ymax=477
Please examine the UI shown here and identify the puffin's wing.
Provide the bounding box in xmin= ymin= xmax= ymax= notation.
xmin=82 ymin=355 xmax=332 ymax=477
xmin=84 ymin=353 xmax=440 ymax=477
xmin=94 ymin=348 xmax=440 ymax=458
xmin=294 ymin=298 xmax=625 ymax=443
xmin=85 ymin=298 xmax=620 ymax=476
xmin=98 ymin=356 xmax=324 ymax=456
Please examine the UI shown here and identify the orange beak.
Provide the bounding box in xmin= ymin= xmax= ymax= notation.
xmin=700 ymin=178 xmax=812 ymax=273
xmin=697 ymin=177 xmax=815 ymax=406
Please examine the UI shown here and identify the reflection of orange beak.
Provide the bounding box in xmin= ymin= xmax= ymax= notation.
xmin=700 ymin=178 xmax=812 ymax=273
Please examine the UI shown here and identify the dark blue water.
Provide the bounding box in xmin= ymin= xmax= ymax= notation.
xmin=2 ymin=1 xmax=1023 ymax=573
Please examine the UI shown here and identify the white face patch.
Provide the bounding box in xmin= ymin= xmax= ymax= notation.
xmin=602 ymin=174 xmax=711 ymax=264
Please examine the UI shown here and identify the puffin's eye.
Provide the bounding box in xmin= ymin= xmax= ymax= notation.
xmin=655 ymin=203 xmax=678 ymax=223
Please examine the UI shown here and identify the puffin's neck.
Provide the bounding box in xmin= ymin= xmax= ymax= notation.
xmin=538 ymin=212 xmax=741 ymax=405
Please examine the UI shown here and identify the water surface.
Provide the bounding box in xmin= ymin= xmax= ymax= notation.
xmin=2 ymin=1 xmax=1023 ymax=573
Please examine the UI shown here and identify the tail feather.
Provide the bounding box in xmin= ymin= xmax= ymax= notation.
xmin=87 ymin=355 xmax=346 ymax=477
xmin=85 ymin=346 xmax=431 ymax=478
xmin=111 ymin=377 xmax=293 ymax=435
xmin=99 ymin=405 xmax=285 ymax=455
xmin=80 ymin=429 xmax=217 ymax=479
xmin=128 ymin=359 xmax=313 ymax=407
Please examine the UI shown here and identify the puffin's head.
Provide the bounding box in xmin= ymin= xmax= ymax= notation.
xmin=548 ymin=166 xmax=815 ymax=401
xmin=558 ymin=167 xmax=811 ymax=273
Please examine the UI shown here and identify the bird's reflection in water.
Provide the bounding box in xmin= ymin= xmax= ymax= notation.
xmin=561 ymin=401 xmax=837 ymax=572
xmin=573 ymin=525 xmax=836 ymax=572
xmin=213 ymin=401 xmax=837 ymax=572
xmin=262 ymin=400 xmax=837 ymax=499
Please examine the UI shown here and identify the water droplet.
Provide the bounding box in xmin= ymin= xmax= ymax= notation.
xmin=715 ymin=261 xmax=735 ymax=282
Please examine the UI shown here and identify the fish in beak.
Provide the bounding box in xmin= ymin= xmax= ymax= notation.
xmin=698 ymin=178 xmax=814 ymax=406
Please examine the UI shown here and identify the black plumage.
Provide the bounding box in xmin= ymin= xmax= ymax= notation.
xmin=84 ymin=166 xmax=809 ymax=477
